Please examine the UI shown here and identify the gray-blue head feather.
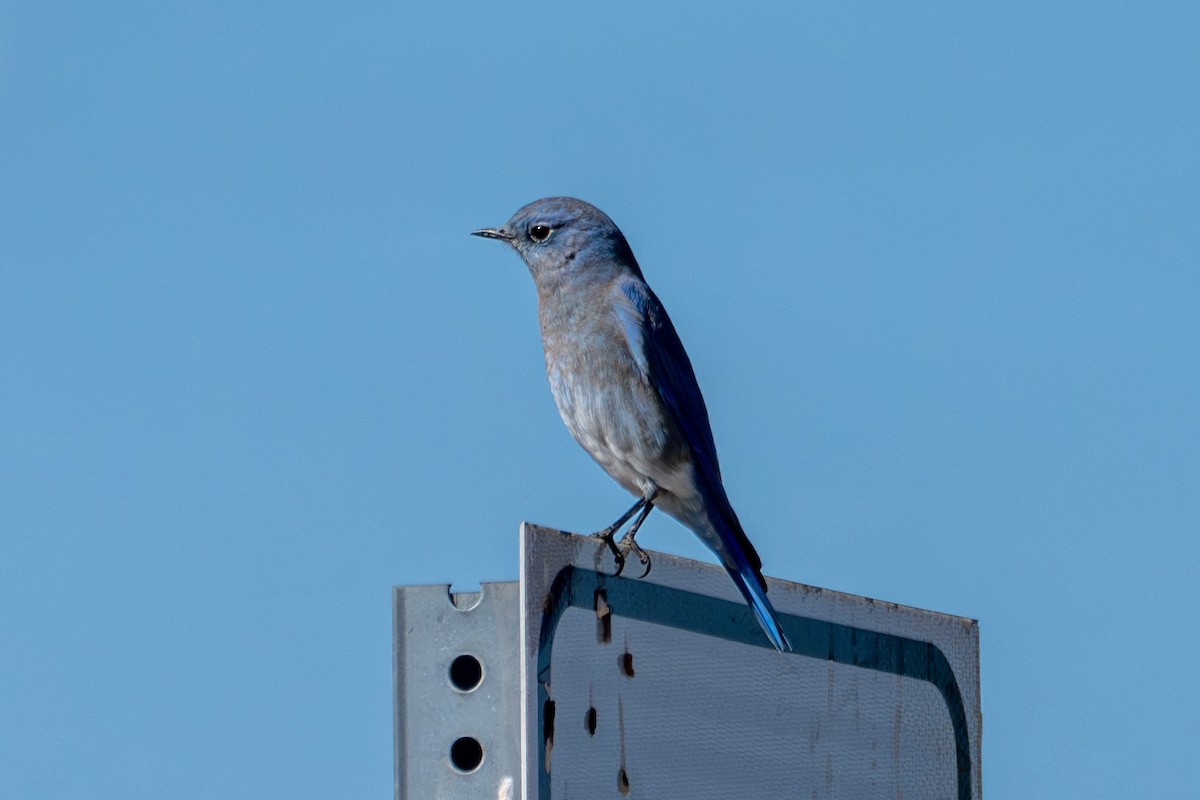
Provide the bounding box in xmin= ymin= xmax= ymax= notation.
xmin=473 ymin=197 xmax=644 ymax=285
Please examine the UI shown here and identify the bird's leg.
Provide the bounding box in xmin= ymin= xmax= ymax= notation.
xmin=618 ymin=490 xmax=658 ymax=578
xmin=592 ymin=497 xmax=648 ymax=576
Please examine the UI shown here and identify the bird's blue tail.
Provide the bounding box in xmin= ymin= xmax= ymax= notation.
xmin=686 ymin=455 xmax=792 ymax=652
xmin=688 ymin=454 xmax=791 ymax=652
xmin=723 ymin=551 xmax=792 ymax=652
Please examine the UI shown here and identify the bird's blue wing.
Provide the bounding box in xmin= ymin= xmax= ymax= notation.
xmin=615 ymin=279 xmax=721 ymax=479
xmin=615 ymin=278 xmax=790 ymax=651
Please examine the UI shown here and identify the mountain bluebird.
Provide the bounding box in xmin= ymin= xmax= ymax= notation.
xmin=473 ymin=197 xmax=791 ymax=652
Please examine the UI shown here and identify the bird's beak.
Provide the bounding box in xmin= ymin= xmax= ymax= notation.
xmin=471 ymin=227 xmax=514 ymax=242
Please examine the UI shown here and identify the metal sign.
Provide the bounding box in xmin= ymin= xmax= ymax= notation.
xmin=395 ymin=524 xmax=981 ymax=799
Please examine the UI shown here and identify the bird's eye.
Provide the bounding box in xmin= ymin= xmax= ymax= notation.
xmin=528 ymin=224 xmax=552 ymax=243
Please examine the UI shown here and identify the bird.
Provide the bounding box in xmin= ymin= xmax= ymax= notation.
xmin=473 ymin=197 xmax=791 ymax=652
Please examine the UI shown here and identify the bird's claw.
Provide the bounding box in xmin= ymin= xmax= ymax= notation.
xmin=593 ymin=527 xmax=627 ymax=576
xmin=592 ymin=492 xmax=657 ymax=578
xmin=618 ymin=533 xmax=652 ymax=579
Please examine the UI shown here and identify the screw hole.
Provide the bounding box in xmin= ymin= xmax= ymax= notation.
xmin=449 ymin=736 xmax=484 ymax=772
xmin=449 ymin=654 xmax=484 ymax=691
xmin=585 ymin=706 xmax=597 ymax=736
xmin=595 ymin=589 xmax=612 ymax=644
xmin=543 ymin=699 xmax=556 ymax=770
xmin=619 ymin=652 xmax=635 ymax=678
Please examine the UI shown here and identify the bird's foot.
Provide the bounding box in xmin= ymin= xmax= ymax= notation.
xmin=590 ymin=492 xmax=659 ymax=578
xmin=592 ymin=526 xmax=627 ymax=576
xmin=617 ymin=531 xmax=652 ymax=578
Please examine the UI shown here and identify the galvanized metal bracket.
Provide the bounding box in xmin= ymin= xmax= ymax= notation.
xmin=393 ymin=581 xmax=520 ymax=800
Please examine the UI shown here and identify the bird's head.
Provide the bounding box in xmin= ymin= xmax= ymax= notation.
xmin=473 ymin=197 xmax=643 ymax=285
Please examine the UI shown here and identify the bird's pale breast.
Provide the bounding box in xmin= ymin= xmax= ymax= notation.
xmin=539 ymin=299 xmax=691 ymax=501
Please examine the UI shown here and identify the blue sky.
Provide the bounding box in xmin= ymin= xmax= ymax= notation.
xmin=2 ymin=2 xmax=1197 ymax=798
